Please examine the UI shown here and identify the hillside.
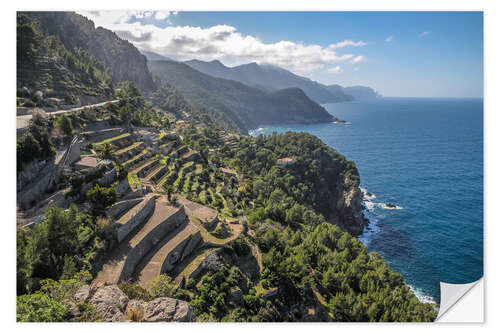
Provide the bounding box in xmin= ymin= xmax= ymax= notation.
xmin=185 ymin=59 xmax=354 ymax=104
xmin=22 ymin=12 xmax=155 ymax=93
xmin=141 ymin=50 xmax=174 ymax=61
xmin=148 ymin=60 xmax=342 ymax=132
xmin=341 ymin=85 xmax=380 ymax=100
xmin=17 ymin=13 xmax=114 ymax=108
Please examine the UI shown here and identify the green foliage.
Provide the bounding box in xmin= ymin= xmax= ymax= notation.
xmin=17 ymin=13 xmax=42 ymax=61
xmin=17 ymin=113 xmax=55 ymax=169
xmin=149 ymin=275 xmax=175 ymax=298
xmin=17 ymin=271 xmax=100 ymax=322
xmin=86 ymin=184 xmax=117 ymax=212
xmin=179 ymin=129 xmax=436 ymax=322
xmin=54 ymin=114 xmax=73 ymax=135
xmin=17 ymin=205 xmax=102 ymax=295
xmin=119 ymin=282 xmax=153 ymax=301
xmin=17 ymin=292 xmax=67 ymax=322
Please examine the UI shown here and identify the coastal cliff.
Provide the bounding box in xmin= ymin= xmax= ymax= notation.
xmin=212 ymin=131 xmax=368 ymax=235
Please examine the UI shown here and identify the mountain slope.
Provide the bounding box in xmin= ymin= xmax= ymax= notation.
xmin=342 ymin=85 xmax=380 ymax=100
xmin=17 ymin=13 xmax=114 ymax=107
xmin=23 ymin=11 xmax=155 ymax=93
xmin=148 ymin=60 xmax=341 ymax=132
xmin=140 ymin=50 xmax=174 ymax=61
xmin=185 ymin=59 xmax=354 ymax=104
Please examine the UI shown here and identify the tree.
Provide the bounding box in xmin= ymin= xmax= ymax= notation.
xmin=17 ymin=13 xmax=41 ymax=60
xmin=86 ymin=184 xmax=117 ymax=212
xmin=54 ymin=114 xmax=73 ymax=136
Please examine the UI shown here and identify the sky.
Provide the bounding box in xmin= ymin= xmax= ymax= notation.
xmin=76 ymin=11 xmax=483 ymax=98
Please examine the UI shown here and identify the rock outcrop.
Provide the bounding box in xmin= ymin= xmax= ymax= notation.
xmin=336 ymin=186 xmax=368 ymax=235
xmin=125 ymin=297 xmax=195 ymax=322
xmin=72 ymin=284 xmax=195 ymax=322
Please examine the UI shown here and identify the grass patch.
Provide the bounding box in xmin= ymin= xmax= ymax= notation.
xmin=128 ymin=173 xmax=142 ymax=190
xmin=123 ymin=150 xmax=148 ymax=168
xmin=115 ymin=141 xmax=143 ymax=155
xmin=95 ymin=133 xmax=130 ymax=146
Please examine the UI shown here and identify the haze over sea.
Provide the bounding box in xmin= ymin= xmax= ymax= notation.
xmin=250 ymin=97 xmax=483 ymax=303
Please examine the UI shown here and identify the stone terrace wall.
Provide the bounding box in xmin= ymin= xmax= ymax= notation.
xmin=106 ymin=198 xmax=142 ymax=220
xmin=116 ymin=196 xmax=156 ymax=243
xmin=119 ymin=205 xmax=189 ymax=281
xmin=161 ymin=231 xmax=203 ymax=274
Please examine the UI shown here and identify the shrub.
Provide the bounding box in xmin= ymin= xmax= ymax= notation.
xmin=149 ymin=275 xmax=174 ymax=298
xmin=118 ymin=282 xmax=152 ymax=301
xmin=86 ymin=184 xmax=117 ymax=211
xmin=54 ymin=114 xmax=73 ymax=135
xmin=17 ymin=292 xmax=67 ymax=322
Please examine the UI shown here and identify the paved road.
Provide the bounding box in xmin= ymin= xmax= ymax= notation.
xmin=16 ymin=100 xmax=118 ymax=130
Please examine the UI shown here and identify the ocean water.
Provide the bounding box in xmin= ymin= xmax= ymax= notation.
xmin=250 ymin=97 xmax=483 ymax=303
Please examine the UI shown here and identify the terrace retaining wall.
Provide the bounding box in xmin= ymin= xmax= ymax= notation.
xmin=116 ymin=196 xmax=156 ymax=243
xmin=119 ymin=205 xmax=189 ymax=281
xmin=161 ymin=230 xmax=203 ymax=274
xmin=106 ymin=198 xmax=143 ymax=220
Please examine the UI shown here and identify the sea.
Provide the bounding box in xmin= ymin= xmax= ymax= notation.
xmin=250 ymin=97 xmax=483 ymax=304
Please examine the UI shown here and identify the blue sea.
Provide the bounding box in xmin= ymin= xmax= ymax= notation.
xmin=250 ymin=97 xmax=483 ymax=303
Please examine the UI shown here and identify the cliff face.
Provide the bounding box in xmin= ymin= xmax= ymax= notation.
xmin=310 ymin=147 xmax=368 ymax=235
xmin=335 ymin=183 xmax=368 ymax=235
xmin=24 ymin=12 xmax=155 ymax=93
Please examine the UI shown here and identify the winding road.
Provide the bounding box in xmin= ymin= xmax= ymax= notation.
xmin=16 ymin=100 xmax=118 ymax=130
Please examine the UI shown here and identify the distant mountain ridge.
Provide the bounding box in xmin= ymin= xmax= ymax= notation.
xmin=148 ymin=60 xmax=343 ymax=133
xmin=184 ymin=59 xmax=379 ymax=103
xmin=141 ymin=50 xmax=174 ymax=62
xmin=24 ymin=11 xmax=156 ymax=93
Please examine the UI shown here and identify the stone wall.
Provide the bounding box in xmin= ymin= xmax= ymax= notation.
xmin=114 ymin=177 xmax=131 ymax=197
xmin=97 ymin=168 xmax=117 ymax=187
xmin=119 ymin=205 xmax=189 ymax=281
xmin=161 ymin=231 xmax=203 ymax=274
xmin=137 ymin=159 xmax=160 ymax=178
xmin=116 ymin=196 xmax=156 ymax=243
xmin=106 ymin=198 xmax=142 ymax=220
xmin=84 ymin=128 xmax=124 ymax=142
xmin=17 ymin=167 xmax=54 ymax=208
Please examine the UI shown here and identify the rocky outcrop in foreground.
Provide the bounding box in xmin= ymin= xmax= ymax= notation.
xmin=72 ymin=284 xmax=195 ymax=322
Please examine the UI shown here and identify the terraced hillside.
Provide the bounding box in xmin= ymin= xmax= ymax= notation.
xmin=81 ymin=128 xmax=246 ymax=290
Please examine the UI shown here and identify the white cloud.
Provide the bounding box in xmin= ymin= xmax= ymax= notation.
xmin=77 ymin=11 xmax=363 ymax=74
xmin=385 ymin=35 xmax=394 ymax=42
xmin=327 ymin=66 xmax=343 ymax=74
xmin=353 ymin=67 xmax=359 ymax=71
xmin=420 ymin=31 xmax=431 ymax=37
xmin=329 ymin=40 xmax=367 ymax=49
xmin=351 ymin=55 xmax=365 ymax=63
xmin=154 ymin=11 xmax=170 ymax=20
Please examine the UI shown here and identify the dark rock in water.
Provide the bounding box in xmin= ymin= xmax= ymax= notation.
xmin=385 ymin=203 xmax=397 ymax=208
xmin=366 ymin=191 xmax=374 ymax=197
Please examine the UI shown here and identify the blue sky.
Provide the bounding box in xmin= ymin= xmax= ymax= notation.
xmin=79 ymin=11 xmax=483 ymax=97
